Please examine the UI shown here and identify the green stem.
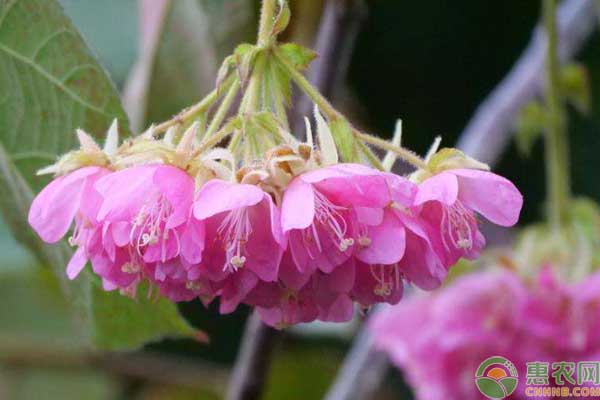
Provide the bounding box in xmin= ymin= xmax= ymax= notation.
xmin=205 ymin=78 xmax=240 ymax=138
xmin=242 ymin=54 xmax=267 ymax=113
xmin=274 ymin=48 xmax=340 ymax=120
xmin=268 ymin=59 xmax=289 ymax=130
xmin=258 ymin=0 xmax=277 ymax=46
xmin=275 ymin=47 xmax=427 ymax=170
xmin=543 ymin=0 xmax=570 ymax=231
xmin=355 ymin=140 xmax=385 ymax=171
xmin=192 ymin=117 xmax=238 ymax=158
xmin=354 ymin=130 xmax=428 ymax=170
xmin=153 ymin=75 xmax=235 ymax=135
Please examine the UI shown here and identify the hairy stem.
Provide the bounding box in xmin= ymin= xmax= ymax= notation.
xmin=355 ymin=140 xmax=385 ymax=171
xmin=258 ymin=0 xmax=277 ymax=46
xmin=354 ymin=130 xmax=428 ymax=170
xmin=274 ymin=47 xmax=341 ymax=120
xmin=275 ymin=47 xmax=427 ymax=170
xmin=192 ymin=117 xmax=238 ymax=157
xmin=205 ymin=78 xmax=240 ymax=139
xmin=543 ymin=0 xmax=571 ymax=231
xmin=153 ymin=75 xmax=236 ymax=135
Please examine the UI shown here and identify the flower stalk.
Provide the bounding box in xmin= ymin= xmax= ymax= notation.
xmin=543 ymin=0 xmax=571 ymax=232
xmin=153 ymin=74 xmax=236 ymax=135
xmin=273 ymin=47 xmax=429 ymax=170
xmin=257 ymin=0 xmax=277 ymax=46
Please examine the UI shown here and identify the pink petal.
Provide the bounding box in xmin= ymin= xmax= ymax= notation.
xmin=279 ymin=252 xmax=312 ymax=290
xmin=219 ymin=270 xmax=258 ymax=314
xmin=66 ymin=247 xmax=87 ymax=279
xmin=244 ymin=199 xmax=283 ymax=282
xmin=356 ymin=210 xmax=406 ymax=265
xmin=414 ymin=172 xmax=458 ymax=206
xmin=301 ymin=163 xmax=381 ymax=183
xmin=154 ymin=165 xmax=194 ymax=228
xmin=194 ymin=180 xmax=264 ymax=220
xmin=96 ymin=165 xmax=157 ymax=221
xmin=320 ymin=258 xmax=355 ymax=293
xmin=355 ymin=207 xmax=384 ymax=226
xmin=385 ymin=174 xmax=417 ymax=207
xmin=110 ymin=221 xmax=131 ymax=247
xmin=180 ymin=220 xmax=205 ymax=264
xmin=281 ymin=178 xmax=315 ymax=232
xmin=320 ymin=294 xmax=354 ymax=322
xmin=452 ymin=169 xmax=523 ymax=226
xmin=28 ymin=170 xmax=91 ymax=243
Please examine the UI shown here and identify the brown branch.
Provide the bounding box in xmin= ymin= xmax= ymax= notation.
xmin=324 ymin=312 xmax=388 ymax=400
xmin=226 ymin=312 xmax=278 ymax=400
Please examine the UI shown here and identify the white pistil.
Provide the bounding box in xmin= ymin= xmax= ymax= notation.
xmin=121 ymin=262 xmax=140 ymax=274
xmin=440 ymin=200 xmax=476 ymax=252
xmin=130 ymin=194 xmax=175 ymax=256
xmin=370 ymin=264 xmax=402 ymax=298
xmin=358 ymin=236 xmax=372 ymax=247
xmin=217 ymin=208 xmax=253 ymax=272
xmin=186 ymin=281 xmax=201 ymax=291
xmin=311 ymin=190 xmax=354 ymax=253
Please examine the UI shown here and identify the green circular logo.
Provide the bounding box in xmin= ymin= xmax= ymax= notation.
xmin=475 ymin=356 xmax=519 ymax=399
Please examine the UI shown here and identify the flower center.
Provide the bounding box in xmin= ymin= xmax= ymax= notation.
xmin=309 ymin=190 xmax=354 ymax=252
xmin=130 ymin=193 xmax=180 ymax=260
xmin=370 ymin=264 xmax=402 ymax=297
xmin=217 ymin=207 xmax=253 ymax=272
xmin=440 ymin=200 xmax=476 ymax=252
xmin=186 ymin=281 xmax=202 ymax=291
xmin=68 ymin=214 xmax=93 ymax=247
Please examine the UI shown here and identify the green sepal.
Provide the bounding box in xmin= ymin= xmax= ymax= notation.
xmin=329 ymin=117 xmax=358 ymax=163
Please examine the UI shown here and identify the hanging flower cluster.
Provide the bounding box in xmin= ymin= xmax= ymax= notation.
xmin=370 ymin=267 xmax=600 ymax=400
xmin=28 ymin=114 xmax=522 ymax=328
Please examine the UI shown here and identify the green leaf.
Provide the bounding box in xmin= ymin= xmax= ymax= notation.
xmin=270 ymin=57 xmax=293 ymax=105
xmin=0 ymin=0 xmax=129 ymax=191
xmin=560 ymin=63 xmax=591 ymax=115
xmin=278 ymin=43 xmax=317 ymax=71
xmin=0 ymin=0 xmax=109 ymax=333
xmin=91 ymin=280 xmax=195 ymax=351
xmin=328 ymin=117 xmax=358 ymax=162
xmin=271 ymin=0 xmax=291 ymax=37
xmin=0 ymin=0 xmax=196 ymax=350
xmin=515 ymin=100 xmax=547 ymax=156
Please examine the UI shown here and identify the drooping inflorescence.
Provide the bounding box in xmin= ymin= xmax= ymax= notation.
xmin=28 ymin=113 xmax=522 ymax=329
xmin=27 ymin=0 xmax=523 ymax=328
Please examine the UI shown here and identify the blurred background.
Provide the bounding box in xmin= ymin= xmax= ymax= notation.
xmin=1 ymin=0 xmax=599 ymax=399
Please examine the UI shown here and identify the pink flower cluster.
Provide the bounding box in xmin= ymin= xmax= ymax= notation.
xmin=371 ymin=268 xmax=600 ymax=400
xmin=29 ymin=162 xmax=522 ymax=328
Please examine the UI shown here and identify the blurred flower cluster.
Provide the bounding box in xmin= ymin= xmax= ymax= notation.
xmin=371 ymin=265 xmax=600 ymax=399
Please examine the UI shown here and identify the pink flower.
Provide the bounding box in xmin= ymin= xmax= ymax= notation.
xmin=28 ymin=166 xmax=110 ymax=279
xmin=370 ymin=271 xmax=527 ymax=400
xmin=247 ymin=253 xmax=355 ymax=327
xmin=371 ymin=267 xmax=600 ymax=400
xmin=192 ymin=179 xmax=285 ymax=313
xmin=414 ymin=169 xmax=523 ymax=266
xmin=93 ymin=164 xmax=198 ymax=290
xmin=281 ymin=164 xmax=391 ymax=275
